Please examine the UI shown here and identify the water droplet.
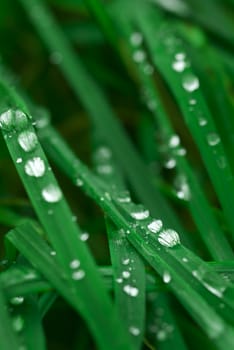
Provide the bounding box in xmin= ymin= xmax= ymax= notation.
xmin=172 ymin=60 xmax=186 ymax=72
xmin=122 ymin=258 xmax=130 ymax=265
xmin=50 ymin=250 xmax=56 ymax=256
xmin=0 ymin=109 xmax=28 ymax=132
xmin=182 ymin=74 xmax=200 ymax=92
xmin=217 ymin=156 xmax=227 ymax=169
xmin=158 ymin=229 xmax=180 ymax=247
xmin=207 ymin=133 xmax=220 ymax=146
xmin=50 ymin=51 xmax=63 ymax=64
xmin=157 ymin=330 xmax=167 ymax=341
xmin=116 ymin=191 xmax=131 ymax=203
xmin=42 ymin=184 xmax=62 ymax=203
xmin=163 ymin=271 xmax=171 ymax=283
xmin=143 ymin=64 xmax=154 ymax=75
xmin=18 ymin=131 xmax=38 ymax=152
xmin=130 ymin=32 xmax=143 ymax=46
xmin=182 ymin=257 xmax=188 ymax=263
xmin=80 ymin=232 xmax=89 ymax=241
xmin=70 ymin=259 xmax=80 ymax=269
xmin=10 ymin=296 xmax=24 ymax=305
xmin=198 ymin=117 xmax=207 ymax=126
xmin=94 ymin=146 xmax=112 ymax=160
xmin=72 ymin=270 xmax=85 ymax=280
xmin=16 ymin=158 xmax=23 ymax=164
xmin=133 ymin=50 xmax=146 ymax=63
xmin=130 ymin=209 xmax=150 ymax=220
xmin=164 ymin=158 xmax=176 ymax=169
xmin=176 ymin=148 xmax=187 ymax=156
xmin=147 ymin=219 xmax=163 ymax=233
xmin=76 ymin=178 xmax=84 ymax=187
xmin=116 ymin=277 xmax=123 ymax=283
xmin=175 ymin=52 xmax=186 ymax=60
xmin=24 ymin=157 xmax=45 ymax=177
xmin=129 ymin=326 xmax=140 ymax=336
xmin=96 ymin=164 xmax=113 ymax=174
xmin=169 ymin=135 xmax=180 ymax=148
xmin=123 ymin=285 xmax=139 ymax=297
xmin=122 ymin=271 xmax=131 ymax=279
xmin=189 ymin=99 xmax=197 ymax=105
xmin=175 ymin=175 xmax=191 ymax=201
xmin=12 ymin=315 xmax=24 ymax=332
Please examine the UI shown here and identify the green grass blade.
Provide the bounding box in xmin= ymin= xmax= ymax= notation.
xmin=0 ymin=282 xmax=21 ymax=350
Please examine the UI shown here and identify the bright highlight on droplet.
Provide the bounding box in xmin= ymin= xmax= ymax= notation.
xmin=158 ymin=229 xmax=180 ymax=247
xmin=182 ymin=74 xmax=200 ymax=92
xmin=24 ymin=157 xmax=45 ymax=177
xmin=42 ymin=184 xmax=62 ymax=203
xmin=18 ymin=131 xmax=38 ymax=152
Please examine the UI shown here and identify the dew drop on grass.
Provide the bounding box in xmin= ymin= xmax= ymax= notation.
xmin=143 ymin=63 xmax=154 ymax=75
xmin=207 ymin=133 xmax=220 ymax=146
xmin=169 ymin=135 xmax=180 ymax=148
xmin=163 ymin=271 xmax=171 ymax=284
xmin=122 ymin=271 xmax=131 ymax=279
xmin=164 ymin=158 xmax=176 ymax=169
xmin=133 ymin=50 xmax=146 ymax=63
xmin=130 ymin=209 xmax=150 ymax=220
xmin=42 ymin=184 xmax=62 ymax=203
xmin=12 ymin=315 xmax=24 ymax=332
xmin=70 ymin=259 xmax=80 ymax=269
xmin=122 ymin=258 xmax=130 ymax=265
xmin=50 ymin=250 xmax=56 ymax=256
xmin=18 ymin=131 xmax=38 ymax=152
xmin=16 ymin=158 xmax=23 ymax=164
xmin=158 ymin=229 xmax=180 ymax=247
xmin=76 ymin=178 xmax=84 ymax=187
xmin=96 ymin=164 xmax=113 ymax=174
xmin=72 ymin=270 xmax=85 ymax=280
xmin=198 ymin=117 xmax=207 ymax=126
xmin=80 ymin=232 xmax=89 ymax=241
xmin=172 ymin=60 xmax=186 ymax=72
xmin=130 ymin=32 xmax=143 ymax=46
xmin=24 ymin=157 xmax=45 ymax=177
xmin=10 ymin=296 xmax=24 ymax=305
xmin=147 ymin=219 xmax=163 ymax=233
xmin=0 ymin=109 xmax=28 ymax=132
xmin=116 ymin=278 xmax=123 ymax=284
xmin=182 ymin=74 xmax=200 ymax=92
xmin=129 ymin=326 xmax=140 ymax=336
xmin=116 ymin=190 xmax=131 ymax=203
xmin=123 ymin=285 xmax=139 ymax=297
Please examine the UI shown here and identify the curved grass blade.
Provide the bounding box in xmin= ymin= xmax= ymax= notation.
xmin=134 ymin=5 xmax=234 ymax=238
xmin=0 ymin=106 xmax=133 ymax=349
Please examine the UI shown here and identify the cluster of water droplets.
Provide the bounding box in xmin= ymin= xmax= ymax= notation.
xmin=147 ymin=293 xmax=174 ymax=342
xmin=70 ymin=259 xmax=85 ymax=281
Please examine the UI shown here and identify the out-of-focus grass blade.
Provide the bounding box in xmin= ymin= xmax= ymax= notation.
xmin=146 ymin=292 xmax=187 ymax=350
xmin=0 ymin=281 xmax=21 ymax=350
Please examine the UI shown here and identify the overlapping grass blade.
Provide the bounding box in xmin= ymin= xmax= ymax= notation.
xmin=0 ymin=86 xmax=134 ymax=350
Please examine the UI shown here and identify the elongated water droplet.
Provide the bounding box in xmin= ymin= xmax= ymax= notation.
xmin=0 ymin=109 xmax=28 ymax=132
xmin=123 ymin=285 xmax=139 ymax=297
xmin=24 ymin=157 xmax=45 ymax=177
xmin=129 ymin=326 xmax=140 ymax=336
xmin=70 ymin=259 xmax=80 ymax=269
xmin=172 ymin=60 xmax=186 ymax=72
xmin=163 ymin=271 xmax=171 ymax=283
xmin=42 ymin=184 xmax=62 ymax=203
xmin=72 ymin=270 xmax=85 ymax=280
xmin=158 ymin=229 xmax=180 ymax=247
xmin=16 ymin=158 xmax=23 ymax=164
xmin=18 ymin=131 xmax=38 ymax=152
xmin=80 ymin=232 xmax=89 ymax=241
xmin=131 ymin=209 xmax=150 ymax=220
xmin=207 ymin=133 xmax=220 ymax=146
xmin=147 ymin=219 xmax=163 ymax=233
xmin=12 ymin=315 xmax=24 ymax=332
xmin=122 ymin=258 xmax=130 ymax=265
xmin=182 ymin=74 xmax=200 ymax=92
xmin=164 ymin=158 xmax=176 ymax=169
xmin=10 ymin=296 xmax=24 ymax=305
